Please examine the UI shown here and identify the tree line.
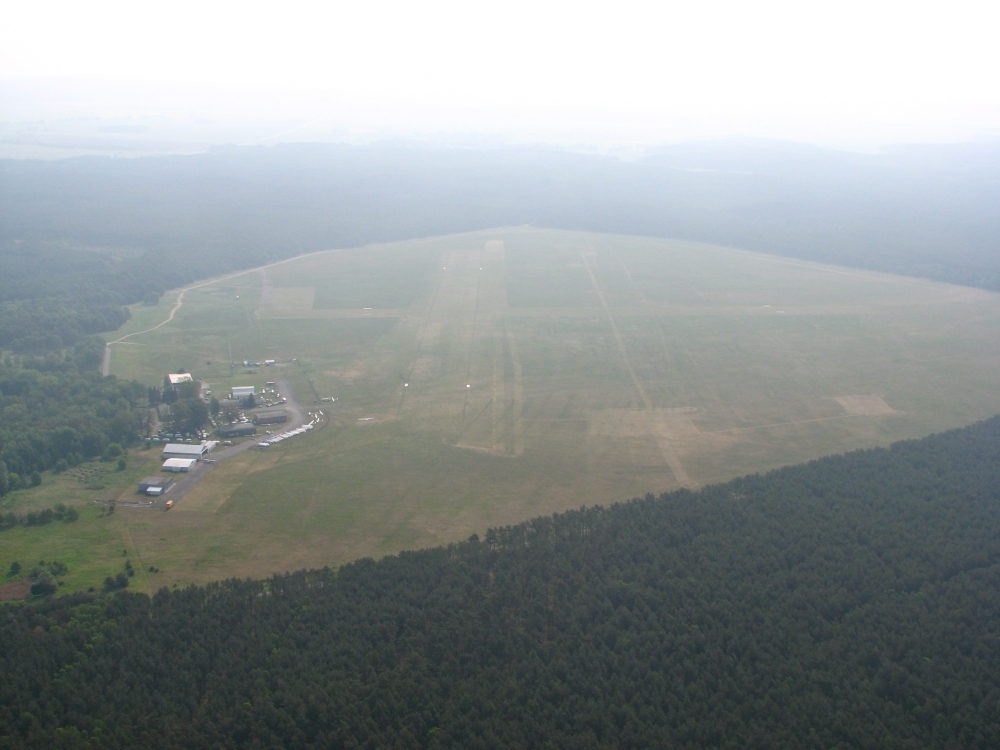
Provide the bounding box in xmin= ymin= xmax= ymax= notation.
xmin=0 ymin=242 xmax=139 ymax=352
xmin=1 ymin=502 xmax=79 ymax=531
xmin=2 ymin=415 xmax=1000 ymax=748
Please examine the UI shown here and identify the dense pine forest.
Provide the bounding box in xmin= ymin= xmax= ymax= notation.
xmin=2 ymin=416 xmax=1000 ymax=748
xmin=0 ymin=242 xmax=140 ymax=352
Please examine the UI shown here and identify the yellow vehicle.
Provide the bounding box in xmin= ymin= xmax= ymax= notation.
xmin=165 ymin=500 xmax=174 ymax=510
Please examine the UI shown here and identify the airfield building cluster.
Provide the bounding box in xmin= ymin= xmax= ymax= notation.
xmin=138 ymin=363 xmax=322 ymax=499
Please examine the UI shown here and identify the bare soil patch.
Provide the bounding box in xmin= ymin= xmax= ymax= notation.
xmin=588 ymin=408 xmax=720 ymax=489
xmin=0 ymin=578 xmax=32 ymax=601
xmin=323 ymin=365 xmax=367 ymax=382
xmin=834 ymin=395 xmax=897 ymax=416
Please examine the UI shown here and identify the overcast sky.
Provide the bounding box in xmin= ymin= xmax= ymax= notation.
xmin=2 ymin=0 xmax=998 ymax=149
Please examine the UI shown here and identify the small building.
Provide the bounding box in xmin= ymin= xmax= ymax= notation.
xmin=161 ymin=443 xmax=208 ymax=461
xmin=231 ymin=386 xmax=256 ymax=400
xmin=162 ymin=458 xmax=197 ymax=473
xmin=139 ymin=476 xmax=174 ymax=495
xmin=167 ymin=373 xmax=193 ymax=390
xmin=219 ymin=423 xmax=257 ymax=438
xmin=254 ymin=409 xmax=288 ymax=425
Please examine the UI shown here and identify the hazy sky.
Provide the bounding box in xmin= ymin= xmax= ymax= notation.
xmin=2 ymin=0 xmax=998 ymax=148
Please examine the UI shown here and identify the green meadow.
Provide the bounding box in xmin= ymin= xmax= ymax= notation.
xmin=0 ymin=449 xmax=171 ymax=596
xmin=7 ymin=228 xmax=1000 ymax=593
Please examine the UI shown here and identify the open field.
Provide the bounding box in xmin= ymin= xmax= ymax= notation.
xmin=6 ymin=228 xmax=1000 ymax=592
xmin=0 ymin=448 xmax=178 ymax=595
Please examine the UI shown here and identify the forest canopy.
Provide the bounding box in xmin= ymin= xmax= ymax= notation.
xmin=2 ymin=415 xmax=999 ymax=748
xmin=0 ymin=348 xmax=149 ymax=482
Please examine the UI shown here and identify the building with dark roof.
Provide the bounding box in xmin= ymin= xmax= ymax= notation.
xmin=139 ymin=476 xmax=174 ymax=496
xmin=254 ymin=409 xmax=288 ymax=425
xmin=219 ymin=423 xmax=257 ymax=438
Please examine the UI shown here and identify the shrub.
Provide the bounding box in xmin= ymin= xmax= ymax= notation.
xmin=30 ymin=572 xmax=57 ymax=596
xmin=48 ymin=561 xmax=68 ymax=576
xmin=103 ymin=573 xmax=130 ymax=592
xmin=25 ymin=509 xmax=54 ymax=526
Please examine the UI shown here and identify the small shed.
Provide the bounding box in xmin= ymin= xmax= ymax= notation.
xmin=163 ymin=458 xmax=198 ymax=473
xmin=139 ymin=476 xmax=174 ymax=495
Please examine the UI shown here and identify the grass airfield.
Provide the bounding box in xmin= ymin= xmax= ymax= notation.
xmin=9 ymin=228 xmax=1000 ymax=591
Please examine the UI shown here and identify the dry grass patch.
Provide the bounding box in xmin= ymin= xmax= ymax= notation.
xmin=834 ymin=395 xmax=898 ymax=416
xmin=262 ymin=286 xmax=316 ymax=313
xmin=588 ymin=408 xmax=716 ymax=488
xmin=0 ymin=579 xmax=32 ymax=602
xmin=174 ymin=451 xmax=287 ymax=513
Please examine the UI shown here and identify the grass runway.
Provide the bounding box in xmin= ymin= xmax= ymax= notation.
xmin=7 ymin=228 xmax=1000 ymax=591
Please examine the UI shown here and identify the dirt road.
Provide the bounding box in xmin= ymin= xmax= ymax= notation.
xmin=103 ymin=247 xmax=345 ymax=377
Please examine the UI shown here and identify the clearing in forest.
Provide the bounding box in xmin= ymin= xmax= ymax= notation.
xmin=12 ymin=228 xmax=1000 ymax=592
